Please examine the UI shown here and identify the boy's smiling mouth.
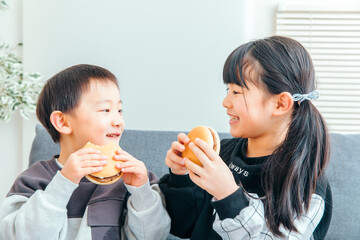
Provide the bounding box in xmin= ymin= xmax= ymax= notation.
xmin=106 ymin=133 xmax=121 ymax=138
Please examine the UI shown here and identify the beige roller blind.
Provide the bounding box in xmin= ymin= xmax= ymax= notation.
xmin=276 ymin=3 xmax=360 ymax=133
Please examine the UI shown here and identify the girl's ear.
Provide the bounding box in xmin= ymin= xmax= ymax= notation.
xmin=273 ymin=92 xmax=294 ymax=116
xmin=50 ymin=111 xmax=72 ymax=135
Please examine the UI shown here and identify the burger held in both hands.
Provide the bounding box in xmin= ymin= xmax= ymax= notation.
xmin=59 ymin=138 xmax=148 ymax=187
xmin=83 ymin=141 xmax=123 ymax=185
xmin=81 ymin=141 xmax=148 ymax=187
xmin=182 ymin=126 xmax=220 ymax=166
xmin=165 ymin=125 xmax=239 ymax=200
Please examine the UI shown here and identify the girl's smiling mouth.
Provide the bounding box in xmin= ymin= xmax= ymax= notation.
xmin=227 ymin=113 xmax=240 ymax=123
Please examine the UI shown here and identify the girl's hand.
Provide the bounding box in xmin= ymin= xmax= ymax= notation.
xmin=114 ymin=150 xmax=148 ymax=187
xmin=185 ymin=138 xmax=239 ymax=200
xmin=60 ymin=148 xmax=108 ymax=184
xmin=165 ymin=133 xmax=190 ymax=175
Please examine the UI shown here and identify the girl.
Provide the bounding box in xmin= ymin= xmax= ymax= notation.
xmin=159 ymin=36 xmax=332 ymax=239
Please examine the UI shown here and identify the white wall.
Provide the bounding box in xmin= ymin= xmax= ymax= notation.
xmin=23 ymin=0 xmax=246 ymax=132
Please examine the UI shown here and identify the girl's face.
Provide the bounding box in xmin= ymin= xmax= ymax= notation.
xmin=222 ymin=81 xmax=276 ymax=139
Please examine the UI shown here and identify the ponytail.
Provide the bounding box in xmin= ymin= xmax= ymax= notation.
xmin=262 ymin=101 xmax=330 ymax=236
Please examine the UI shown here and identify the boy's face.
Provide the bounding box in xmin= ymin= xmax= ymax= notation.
xmin=66 ymin=79 xmax=124 ymax=148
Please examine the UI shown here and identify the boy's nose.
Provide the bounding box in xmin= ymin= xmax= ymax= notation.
xmin=112 ymin=114 xmax=124 ymax=127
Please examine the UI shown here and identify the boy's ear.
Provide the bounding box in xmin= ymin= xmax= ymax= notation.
xmin=50 ymin=111 xmax=72 ymax=135
xmin=272 ymin=92 xmax=294 ymax=116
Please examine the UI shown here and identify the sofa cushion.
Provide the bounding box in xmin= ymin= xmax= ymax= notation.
xmin=326 ymin=133 xmax=360 ymax=239
xmin=29 ymin=124 xmax=60 ymax=166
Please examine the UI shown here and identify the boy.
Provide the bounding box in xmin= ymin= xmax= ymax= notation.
xmin=0 ymin=64 xmax=170 ymax=240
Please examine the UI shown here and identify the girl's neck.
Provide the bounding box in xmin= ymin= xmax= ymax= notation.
xmin=246 ymin=128 xmax=288 ymax=158
xmin=246 ymin=137 xmax=276 ymax=157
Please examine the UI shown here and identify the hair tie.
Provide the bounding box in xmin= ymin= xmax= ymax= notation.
xmin=292 ymin=91 xmax=319 ymax=104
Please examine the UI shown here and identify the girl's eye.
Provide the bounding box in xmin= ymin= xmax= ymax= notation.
xmin=226 ymin=88 xmax=241 ymax=95
xmin=118 ymin=109 xmax=123 ymax=114
xmin=100 ymin=109 xmax=110 ymax=112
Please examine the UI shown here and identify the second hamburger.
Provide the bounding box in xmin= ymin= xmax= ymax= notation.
xmin=182 ymin=126 xmax=220 ymax=167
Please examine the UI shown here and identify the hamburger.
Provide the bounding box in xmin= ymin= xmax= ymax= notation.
xmin=182 ymin=126 xmax=220 ymax=166
xmin=83 ymin=141 xmax=123 ymax=185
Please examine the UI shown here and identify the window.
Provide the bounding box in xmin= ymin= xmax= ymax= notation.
xmin=276 ymin=3 xmax=360 ymax=133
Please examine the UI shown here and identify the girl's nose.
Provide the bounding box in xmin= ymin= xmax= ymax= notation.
xmin=222 ymin=94 xmax=231 ymax=109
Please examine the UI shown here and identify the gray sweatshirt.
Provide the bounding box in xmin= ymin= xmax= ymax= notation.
xmin=0 ymin=158 xmax=170 ymax=240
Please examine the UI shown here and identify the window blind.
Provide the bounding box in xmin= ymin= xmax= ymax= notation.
xmin=276 ymin=3 xmax=360 ymax=133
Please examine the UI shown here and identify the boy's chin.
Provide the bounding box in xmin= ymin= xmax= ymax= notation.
xmin=106 ymin=138 xmax=121 ymax=144
xmin=85 ymin=140 xmax=120 ymax=147
xmin=99 ymin=140 xmax=120 ymax=146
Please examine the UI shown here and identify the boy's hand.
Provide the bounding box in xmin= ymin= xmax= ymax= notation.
xmin=165 ymin=133 xmax=190 ymax=175
xmin=60 ymin=148 xmax=108 ymax=184
xmin=185 ymin=138 xmax=239 ymax=200
xmin=114 ymin=150 xmax=148 ymax=187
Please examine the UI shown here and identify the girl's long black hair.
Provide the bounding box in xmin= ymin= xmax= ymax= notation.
xmin=223 ymin=36 xmax=330 ymax=236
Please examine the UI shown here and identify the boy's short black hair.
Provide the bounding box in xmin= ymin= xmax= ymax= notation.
xmin=36 ymin=64 xmax=119 ymax=142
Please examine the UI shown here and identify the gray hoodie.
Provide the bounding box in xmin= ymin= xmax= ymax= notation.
xmin=0 ymin=158 xmax=170 ymax=240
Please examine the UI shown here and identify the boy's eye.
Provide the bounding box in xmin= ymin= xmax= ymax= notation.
xmin=118 ymin=109 xmax=123 ymax=114
xmin=100 ymin=109 xmax=110 ymax=112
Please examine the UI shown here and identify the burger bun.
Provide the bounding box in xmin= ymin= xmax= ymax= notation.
xmin=182 ymin=126 xmax=220 ymax=166
xmin=83 ymin=141 xmax=123 ymax=185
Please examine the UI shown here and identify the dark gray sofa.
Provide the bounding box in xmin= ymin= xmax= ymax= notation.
xmin=29 ymin=124 xmax=360 ymax=239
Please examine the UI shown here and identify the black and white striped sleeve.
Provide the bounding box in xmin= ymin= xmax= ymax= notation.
xmin=212 ymin=193 xmax=325 ymax=240
xmin=212 ymin=191 xmax=265 ymax=239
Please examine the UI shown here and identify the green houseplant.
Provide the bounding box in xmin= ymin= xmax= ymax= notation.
xmin=0 ymin=1 xmax=43 ymax=122
xmin=0 ymin=0 xmax=9 ymax=10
